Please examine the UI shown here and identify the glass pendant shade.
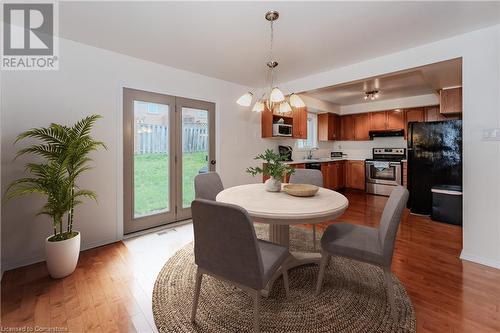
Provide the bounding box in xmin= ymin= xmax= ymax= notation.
xmin=236 ymin=92 xmax=253 ymax=106
xmin=252 ymin=100 xmax=265 ymax=112
xmin=289 ymin=93 xmax=306 ymax=107
xmin=279 ymin=101 xmax=292 ymax=113
xmin=270 ymin=87 xmax=285 ymax=103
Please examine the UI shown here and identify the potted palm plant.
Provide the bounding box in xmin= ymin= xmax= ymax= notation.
xmin=246 ymin=148 xmax=294 ymax=192
xmin=5 ymin=115 xmax=106 ymax=278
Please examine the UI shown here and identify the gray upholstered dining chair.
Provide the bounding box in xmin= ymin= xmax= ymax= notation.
xmin=191 ymin=199 xmax=290 ymax=333
xmin=315 ymin=186 xmax=409 ymax=319
xmin=289 ymin=169 xmax=323 ymax=250
xmin=194 ymin=172 xmax=224 ymax=201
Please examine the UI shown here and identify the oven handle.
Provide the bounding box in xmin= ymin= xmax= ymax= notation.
xmin=365 ymin=162 xmax=402 ymax=166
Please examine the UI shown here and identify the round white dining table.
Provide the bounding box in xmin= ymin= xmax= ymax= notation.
xmin=216 ymin=183 xmax=349 ymax=296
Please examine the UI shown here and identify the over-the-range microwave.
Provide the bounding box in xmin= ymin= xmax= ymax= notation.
xmin=272 ymin=123 xmax=293 ymax=137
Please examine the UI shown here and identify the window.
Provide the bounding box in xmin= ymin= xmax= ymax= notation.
xmin=297 ymin=112 xmax=318 ymax=150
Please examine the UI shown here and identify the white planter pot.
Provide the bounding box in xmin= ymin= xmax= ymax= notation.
xmin=265 ymin=177 xmax=282 ymax=192
xmin=45 ymin=231 xmax=81 ymax=279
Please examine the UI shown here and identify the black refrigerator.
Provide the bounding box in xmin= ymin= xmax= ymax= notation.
xmin=407 ymin=120 xmax=462 ymax=215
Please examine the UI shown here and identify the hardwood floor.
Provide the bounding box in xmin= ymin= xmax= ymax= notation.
xmin=2 ymin=190 xmax=500 ymax=332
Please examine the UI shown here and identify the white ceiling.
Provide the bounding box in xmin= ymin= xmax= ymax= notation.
xmin=305 ymin=58 xmax=462 ymax=105
xmin=59 ymin=2 xmax=500 ymax=87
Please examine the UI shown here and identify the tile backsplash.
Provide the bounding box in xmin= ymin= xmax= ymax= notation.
xmin=278 ymin=137 xmax=407 ymax=161
xmin=332 ymin=137 xmax=407 ymax=159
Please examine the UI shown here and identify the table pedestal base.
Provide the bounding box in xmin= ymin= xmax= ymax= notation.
xmin=262 ymin=225 xmax=321 ymax=298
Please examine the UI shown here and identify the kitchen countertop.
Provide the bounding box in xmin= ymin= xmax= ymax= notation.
xmin=283 ymin=158 xmax=365 ymax=165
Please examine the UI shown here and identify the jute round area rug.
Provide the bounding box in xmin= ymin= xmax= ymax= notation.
xmin=153 ymin=224 xmax=416 ymax=333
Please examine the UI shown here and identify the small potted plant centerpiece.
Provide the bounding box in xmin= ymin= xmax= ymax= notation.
xmin=5 ymin=115 xmax=106 ymax=278
xmin=246 ymin=148 xmax=294 ymax=192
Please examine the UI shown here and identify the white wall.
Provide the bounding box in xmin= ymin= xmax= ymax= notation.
xmin=299 ymin=94 xmax=340 ymax=114
xmin=340 ymin=94 xmax=439 ymax=115
xmin=285 ymin=25 xmax=500 ymax=268
xmin=0 ymin=38 xmax=275 ymax=270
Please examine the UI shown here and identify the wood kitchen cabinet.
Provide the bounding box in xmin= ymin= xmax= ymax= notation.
xmin=331 ymin=161 xmax=345 ymax=190
xmin=284 ymin=163 xmax=305 ymax=183
xmin=440 ymin=87 xmax=462 ymax=115
xmin=292 ymin=107 xmax=308 ymax=139
xmin=353 ymin=113 xmax=370 ymax=141
xmin=321 ymin=163 xmax=331 ymax=188
xmin=318 ymin=113 xmax=341 ymax=141
xmin=369 ymin=110 xmax=404 ymax=131
xmin=340 ymin=115 xmax=355 ymax=140
xmin=261 ymin=106 xmax=307 ymax=139
xmin=345 ymin=160 xmax=365 ymax=190
xmin=402 ymin=161 xmax=408 ymax=188
xmin=263 ymin=163 xmax=305 ymax=183
xmin=425 ymin=105 xmax=446 ymax=122
xmin=404 ymin=107 xmax=425 ymax=139
xmin=322 ymin=161 xmax=346 ymax=190
xmin=386 ymin=110 xmax=405 ymax=130
xmin=369 ymin=111 xmax=387 ymax=131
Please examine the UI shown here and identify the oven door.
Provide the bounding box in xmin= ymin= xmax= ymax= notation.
xmin=365 ymin=162 xmax=401 ymax=185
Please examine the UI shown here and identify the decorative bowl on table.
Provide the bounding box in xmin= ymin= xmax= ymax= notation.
xmin=283 ymin=184 xmax=319 ymax=197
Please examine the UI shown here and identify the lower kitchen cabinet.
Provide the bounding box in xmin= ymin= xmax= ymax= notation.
xmin=263 ymin=163 xmax=305 ymax=182
xmin=331 ymin=161 xmax=345 ymax=190
xmin=321 ymin=161 xmax=346 ymax=190
xmin=402 ymin=161 xmax=408 ymax=188
xmin=345 ymin=160 xmax=365 ymax=190
xmin=284 ymin=163 xmax=305 ymax=183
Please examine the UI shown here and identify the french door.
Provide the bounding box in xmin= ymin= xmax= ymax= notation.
xmin=123 ymin=88 xmax=215 ymax=234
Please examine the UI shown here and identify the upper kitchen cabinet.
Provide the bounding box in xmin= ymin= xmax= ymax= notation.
xmin=425 ymin=105 xmax=446 ymax=122
xmin=369 ymin=111 xmax=387 ymax=131
xmin=353 ymin=113 xmax=370 ymax=140
xmin=292 ymin=107 xmax=307 ymax=139
xmin=261 ymin=106 xmax=307 ymax=139
xmin=386 ymin=110 xmax=405 ymax=130
xmin=340 ymin=115 xmax=355 ymax=140
xmin=440 ymin=87 xmax=462 ymax=115
xmin=404 ymin=107 xmax=425 ymax=138
xmin=369 ymin=110 xmax=404 ymax=131
xmin=318 ymin=113 xmax=341 ymax=141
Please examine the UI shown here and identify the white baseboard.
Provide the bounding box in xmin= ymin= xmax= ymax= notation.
xmin=2 ymin=237 xmax=120 ymax=272
xmin=460 ymin=251 xmax=500 ymax=269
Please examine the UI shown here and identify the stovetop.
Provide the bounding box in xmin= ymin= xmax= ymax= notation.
xmin=368 ymin=148 xmax=406 ymax=162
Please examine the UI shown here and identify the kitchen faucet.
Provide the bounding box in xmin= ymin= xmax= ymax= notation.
xmin=306 ymin=147 xmax=319 ymax=160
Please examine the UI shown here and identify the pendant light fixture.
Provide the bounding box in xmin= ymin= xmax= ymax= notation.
xmin=236 ymin=10 xmax=305 ymax=112
xmin=363 ymin=90 xmax=380 ymax=101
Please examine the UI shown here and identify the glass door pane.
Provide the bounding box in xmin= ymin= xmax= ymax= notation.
xmin=133 ymin=101 xmax=170 ymax=217
xmin=123 ymin=88 xmax=176 ymax=234
xmin=181 ymin=107 xmax=209 ymax=208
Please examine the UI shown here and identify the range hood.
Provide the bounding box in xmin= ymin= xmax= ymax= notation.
xmin=369 ymin=129 xmax=405 ymax=138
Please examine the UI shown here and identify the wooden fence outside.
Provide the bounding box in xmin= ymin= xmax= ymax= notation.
xmin=135 ymin=123 xmax=208 ymax=154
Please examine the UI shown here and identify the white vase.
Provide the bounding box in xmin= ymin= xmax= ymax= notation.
xmin=265 ymin=177 xmax=282 ymax=192
xmin=45 ymin=231 xmax=81 ymax=279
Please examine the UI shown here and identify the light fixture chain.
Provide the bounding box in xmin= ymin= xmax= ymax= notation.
xmin=270 ymin=20 xmax=274 ymax=92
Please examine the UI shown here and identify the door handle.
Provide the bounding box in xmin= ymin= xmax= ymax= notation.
xmin=210 ymin=160 xmax=216 ymax=165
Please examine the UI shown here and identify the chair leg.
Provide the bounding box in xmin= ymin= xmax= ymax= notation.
xmin=252 ymin=290 xmax=261 ymax=333
xmin=191 ymin=268 xmax=203 ymax=323
xmin=312 ymin=225 xmax=317 ymax=251
xmin=315 ymin=252 xmax=330 ymax=296
xmin=383 ymin=267 xmax=397 ymax=320
xmin=282 ymin=269 xmax=290 ymax=299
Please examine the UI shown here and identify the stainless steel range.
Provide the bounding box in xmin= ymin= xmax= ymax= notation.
xmin=365 ymin=148 xmax=406 ymax=196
